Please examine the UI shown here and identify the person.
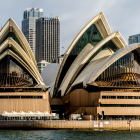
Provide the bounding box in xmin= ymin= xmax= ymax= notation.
xmin=127 ymin=118 xmax=131 ymax=131
xmin=69 ymin=117 xmax=70 ymax=121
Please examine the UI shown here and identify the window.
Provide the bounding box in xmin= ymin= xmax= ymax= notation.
xmin=0 ymin=96 xmax=43 ymax=99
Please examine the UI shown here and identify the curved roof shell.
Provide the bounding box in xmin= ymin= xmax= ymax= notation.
xmin=41 ymin=63 xmax=60 ymax=87
xmin=86 ymin=43 xmax=140 ymax=85
xmin=58 ymin=31 xmax=127 ymax=96
xmin=53 ymin=12 xmax=112 ymax=96
xmin=0 ymin=19 xmax=44 ymax=86
xmin=41 ymin=63 xmax=60 ymax=97
xmin=67 ymin=48 xmax=114 ymax=93
xmin=66 ymin=43 xmax=140 ymax=94
xmin=0 ymin=18 xmax=37 ymax=68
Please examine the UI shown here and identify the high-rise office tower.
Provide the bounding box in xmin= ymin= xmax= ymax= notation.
xmin=36 ymin=17 xmax=60 ymax=63
xmin=128 ymin=34 xmax=140 ymax=44
xmin=22 ymin=8 xmax=43 ymax=57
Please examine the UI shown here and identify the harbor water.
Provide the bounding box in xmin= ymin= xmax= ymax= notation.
xmin=0 ymin=130 xmax=140 ymax=140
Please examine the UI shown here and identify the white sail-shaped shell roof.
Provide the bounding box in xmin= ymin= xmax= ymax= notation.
xmin=53 ymin=12 xmax=112 ymax=96
xmin=0 ymin=19 xmax=44 ymax=86
xmin=59 ymin=31 xmax=127 ymax=96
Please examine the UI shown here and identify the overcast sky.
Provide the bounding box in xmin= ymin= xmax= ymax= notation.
xmin=0 ymin=0 xmax=140 ymax=54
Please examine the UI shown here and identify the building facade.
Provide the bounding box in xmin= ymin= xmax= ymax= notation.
xmin=36 ymin=17 xmax=60 ymax=63
xmin=52 ymin=54 xmax=64 ymax=65
xmin=37 ymin=60 xmax=50 ymax=74
xmin=128 ymin=34 xmax=140 ymax=44
xmin=22 ymin=8 xmax=43 ymax=57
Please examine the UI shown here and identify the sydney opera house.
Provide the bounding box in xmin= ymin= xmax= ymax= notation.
xmin=1 ymin=12 xmax=140 ymax=120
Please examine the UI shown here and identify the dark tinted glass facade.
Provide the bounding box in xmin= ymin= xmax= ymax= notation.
xmin=0 ymin=55 xmax=37 ymax=87
xmin=95 ymin=48 xmax=140 ymax=87
xmin=128 ymin=34 xmax=140 ymax=44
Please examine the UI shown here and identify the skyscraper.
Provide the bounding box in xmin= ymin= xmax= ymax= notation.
xmin=128 ymin=34 xmax=140 ymax=44
xmin=22 ymin=8 xmax=43 ymax=57
xmin=36 ymin=17 xmax=60 ymax=63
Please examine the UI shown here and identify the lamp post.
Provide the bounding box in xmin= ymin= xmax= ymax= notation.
xmin=134 ymin=114 xmax=135 ymax=120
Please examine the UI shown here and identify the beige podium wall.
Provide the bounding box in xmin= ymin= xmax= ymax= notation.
xmin=0 ymin=91 xmax=51 ymax=114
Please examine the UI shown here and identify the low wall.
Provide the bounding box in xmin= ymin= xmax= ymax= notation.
xmin=0 ymin=120 xmax=139 ymax=130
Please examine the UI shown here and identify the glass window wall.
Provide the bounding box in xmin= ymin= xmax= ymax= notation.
xmin=0 ymin=55 xmax=37 ymax=87
xmin=95 ymin=48 xmax=140 ymax=87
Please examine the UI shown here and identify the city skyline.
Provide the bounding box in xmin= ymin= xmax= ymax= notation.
xmin=0 ymin=0 xmax=140 ymax=55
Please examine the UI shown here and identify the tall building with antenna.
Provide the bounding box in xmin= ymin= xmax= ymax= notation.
xmin=22 ymin=8 xmax=43 ymax=57
xmin=36 ymin=17 xmax=60 ymax=63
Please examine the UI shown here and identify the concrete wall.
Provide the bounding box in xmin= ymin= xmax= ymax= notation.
xmin=0 ymin=91 xmax=51 ymax=114
xmin=69 ymin=89 xmax=100 ymax=107
xmin=0 ymin=120 xmax=138 ymax=130
xmin=61 ymin=89 xmax=100 ymax=115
